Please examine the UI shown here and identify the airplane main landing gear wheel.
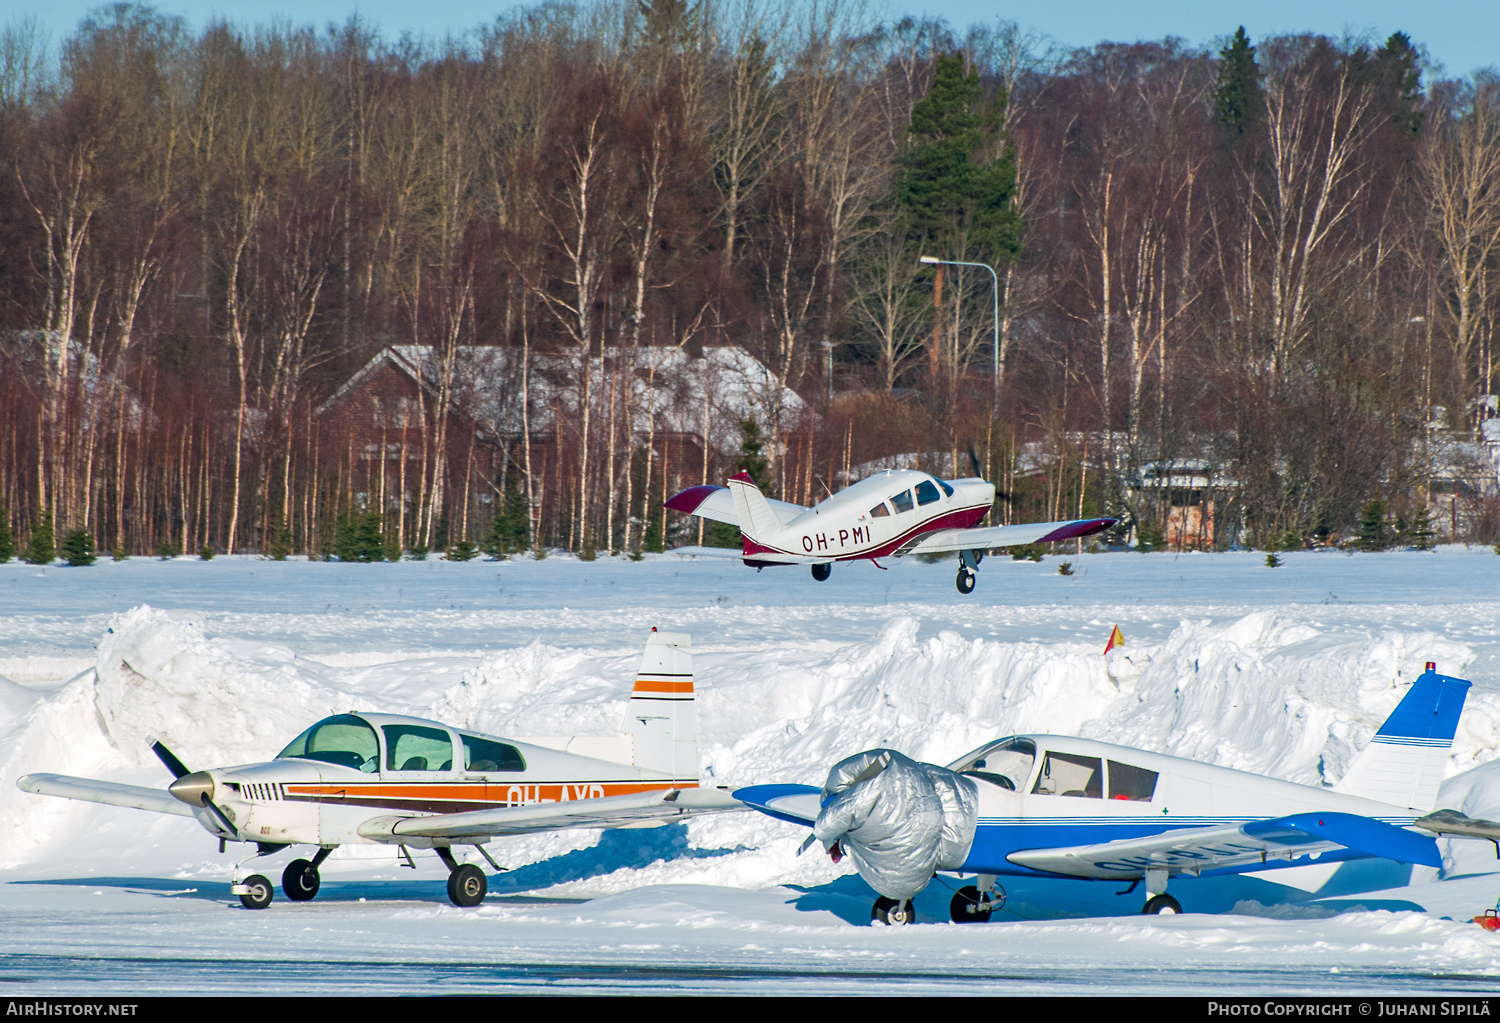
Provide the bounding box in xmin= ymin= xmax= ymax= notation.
xmin=447 ymin=863 xmax=488 ymax=907
xmin=237 ymin=874 xmax=274 ymax=910
xmin=811 ymin=562 xmax=831 ymax=582
xmin=949 ymin=885 xmax=998 ymax=923
xmin=956 ymin=568 xmax=976 ymax=594
xmin=1142 ymin=893 xmax=1182 ymax=915
xmin=282 ymin=858 xmax=320 ymax=901
xmin=871 ymin=896 xmax=915 ymax=926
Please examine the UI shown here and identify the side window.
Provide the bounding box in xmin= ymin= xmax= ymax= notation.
xmin=890 ymin=490 xmax=914 ymax=513
xmin=937 ymin=479 xmax=954 ymax=497
xmin=1108 ymin=761 xmax=1158 ymax=801
xmin=915 ymin=480 xmax=941 ymax=506
xmin=1031 ymin=752 xmax=1103 ymax=798
xmin=383 ymin=724 xmax=454 ymax=772
xmin=870 ymin=503 xmax=890 ymax=518
xmin=462 ymin=734 xmax=526 ymax=773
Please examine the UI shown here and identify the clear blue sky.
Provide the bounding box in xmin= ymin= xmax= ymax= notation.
xmin=10 ymin=0 xmax=1499 ymax=80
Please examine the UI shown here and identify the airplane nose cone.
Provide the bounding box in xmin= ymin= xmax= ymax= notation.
xmin=169 ymin=771 xmax=215 ymax=806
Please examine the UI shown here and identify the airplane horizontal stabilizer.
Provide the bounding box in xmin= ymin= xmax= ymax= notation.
xmin=18 ymin=773 xmax=195 ymax=818
xmin=356 ymin=787 xmax=743 ymax=841
xmin=1006 ymin=811 xmax=1437 ymax=880
xmin=664 ymin=485 xmax=807 ymax=528
xmin=905 ymin=517 xmax=1116 ymax=555
xmin=1414 ymin=808 xmax=1500 ymax=844
xmin=733 ymin=783 xmax=822 ymax=827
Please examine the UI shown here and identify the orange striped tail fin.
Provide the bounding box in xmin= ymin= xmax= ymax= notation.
xmin=626 ymin=629 xmax=698 ymax=781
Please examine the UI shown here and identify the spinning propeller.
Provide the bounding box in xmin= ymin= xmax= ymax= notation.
xmin=150 ymin=736 xmax=242 ymax=840
xmin=966 ymin=440 xmax=1012 ymax=504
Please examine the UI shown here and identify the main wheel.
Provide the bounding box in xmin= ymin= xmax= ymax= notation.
xmin=949 ymin=885 xmax=994 ymax=923
xmin=955 ymin=569 xmax=976 ymax=594
xmin=1142 ymin=893 xmax=1181 ymax=915
xmin=811 ymin=562 xmax=831 ymax=582
xmin=447 ymin=862 xmax=487 ymax=907
xmin=872 ymin=896 xmax=915 ymax=926
xmin=282 ymin=858 xmax=320 ymax=901
xmin=238 ymin=874 xmax=274 ymax=910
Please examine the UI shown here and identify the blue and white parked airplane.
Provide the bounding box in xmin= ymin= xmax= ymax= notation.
xmin=737 ymin=663 xmax=1499 ymax=922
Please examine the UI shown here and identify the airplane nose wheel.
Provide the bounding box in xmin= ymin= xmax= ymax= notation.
xmin=236 ymin=874 xmax=274 ymax=910
xmin=955 ymin=568 xmax=976 ymax=594
xmin=949 ymin=884 xmax=1003 ymax=923
xmin=872 ymin=896 xmax=915 ymax=926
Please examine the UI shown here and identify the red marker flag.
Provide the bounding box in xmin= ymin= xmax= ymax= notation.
xmin=1103 ymin=624 xmax=1125 ymax=655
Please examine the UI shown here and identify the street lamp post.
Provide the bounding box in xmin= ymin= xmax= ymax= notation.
xmin=920 ymin=255 xmax=1000 ymax=408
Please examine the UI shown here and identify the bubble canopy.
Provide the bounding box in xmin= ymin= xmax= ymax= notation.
xmin=277 ymin=714 xmax=380 ymax=773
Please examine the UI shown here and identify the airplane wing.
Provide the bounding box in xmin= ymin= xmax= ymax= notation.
xmin=356 ymin=787 xmax=744 ymax=841
xmin=664 ymin=485 xmax=807 ymax=527
xmin=901 ymin=517 xmax=1117 ymax=556
xmin=18 ymin=773 xmax=195 ymax=818
xmin=1006 ymin=812 xmax=1441 ymax=880
xmin=733 ymin=783 xmax=822 ymax=826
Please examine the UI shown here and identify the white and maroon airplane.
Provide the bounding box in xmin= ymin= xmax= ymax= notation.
xmin=666 ymin=465 xmax=1116 ymax=593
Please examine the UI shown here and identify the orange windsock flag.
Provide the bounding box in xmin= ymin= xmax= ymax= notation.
xmin=1103 ymin=624 xmax=1125 ymax=655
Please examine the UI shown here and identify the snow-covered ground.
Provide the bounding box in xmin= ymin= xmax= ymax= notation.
xmin=2 ymin=547 xmax=1500 ymax=994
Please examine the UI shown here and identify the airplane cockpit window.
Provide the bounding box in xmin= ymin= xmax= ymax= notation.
xmin=1032 ymin=751 xmax=1103 ymax=798
xmin=890 ymin=490 xmax=915 ymax=513
xmin=1107 ymin=760 xmax=1158 ymax=801
xmin=276 ymin=715 xmax=379 ymax=773
xmin=870 ymin=502 xmax=891 ymax=518
xmin=937 ymin=479 xmax=954 ymax=497
xmin=955 ymin=736 xmax=1035 ymax=791
xmin=915 ymin=480 xmax=941 ymax=506
xmin=383 ymin=724 xmax=454 ymax=772
xmin=462 ymin=734 xmax=526 ymax=773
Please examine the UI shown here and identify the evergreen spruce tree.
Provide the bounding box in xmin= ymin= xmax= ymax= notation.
xmin=336 ymin=512 xmax=386 ymax=562
xmin=1374 ymin=31 xmax=1423 ymax=137
xmin=1214 ymin=27 xmax=1263 ymax=140
xmin=1357 ymin=498 xmax=1393 ymax=551
xmin=1404 ymin=503 xmax=1437 ymax=550
xmin=61 ymin=529 xmax=96 ymax=566
xmin=0 ymin=503 xmax=13 ymax=564
xmin=446 ymin=537 xmax=478 ymax=561
xmin=23 ymin=509 xmax=55 ymax=565
xmin=736 ymin=418 xmax=773 ymax=494
xmin=896 ymin=51 xmax=1021 ymax=265
xmin=266 ymin=520 xmax=291 ymax=561
xmin=111 ymin=536 xmax=129 ymax=561
xmin=198 ymin=544 xmax=215 ymax=560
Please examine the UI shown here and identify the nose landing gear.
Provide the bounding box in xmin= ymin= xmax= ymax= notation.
xmin=872 ymin=896 xmax=916 ymax=925
xmin=955 ymin=549 xmax=982 ymax=593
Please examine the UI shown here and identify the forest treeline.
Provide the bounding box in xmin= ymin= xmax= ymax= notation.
xmin=1 ymin=0 xmax=1498 ymax=559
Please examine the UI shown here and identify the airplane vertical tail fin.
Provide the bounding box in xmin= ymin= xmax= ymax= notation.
xmin=1333 ymin=664 xmax=1471 ymax=811
xmin=726 ymin=469 xmax=782 ymax=546
xmin=625 ymin=629 xmax=699 ymax=782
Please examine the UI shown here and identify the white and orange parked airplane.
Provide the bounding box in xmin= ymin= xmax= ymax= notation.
xmin=18 ymin=630 xmax=741 ymax=909
xmin=666 ymin=456 xmax=1116 ymax=593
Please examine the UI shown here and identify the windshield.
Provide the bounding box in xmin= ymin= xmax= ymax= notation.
xmin=277 ymin=715 xmax=379 ymax=773
xmin=951 ymin=736 xmax=1035 ymax=791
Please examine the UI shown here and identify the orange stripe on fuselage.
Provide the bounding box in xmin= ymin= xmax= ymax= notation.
xmin=633 ymin=680 xmax=694 ymax=694
xmin=283 ymin=780 xmax=695 ymax=806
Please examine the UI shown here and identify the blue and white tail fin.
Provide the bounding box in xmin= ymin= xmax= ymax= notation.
xmin=726 ymin=469 xmax=782 ymax=546
xmin=625 ymin=629 xmax=699 ymax=782
xmin=1333 ymin=664 xmax=1471 ymax=811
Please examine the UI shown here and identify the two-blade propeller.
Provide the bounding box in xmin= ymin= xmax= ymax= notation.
xmin=966 ymin=439 xmax=1012 ymax=504
xmin=149 ymin=735 xmax=241 ymax=840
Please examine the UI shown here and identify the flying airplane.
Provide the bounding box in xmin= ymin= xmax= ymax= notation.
xmin=664 ymin=450 xmax=1116 ymax=593
xmin=18 ymin=630 xmax=741 ymax=909
xmin=736 ymin=663 xmax=1499 ymax=924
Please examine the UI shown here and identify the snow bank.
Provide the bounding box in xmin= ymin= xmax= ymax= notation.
xmin=4 ymin=603 xmax=1499 ymax=895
